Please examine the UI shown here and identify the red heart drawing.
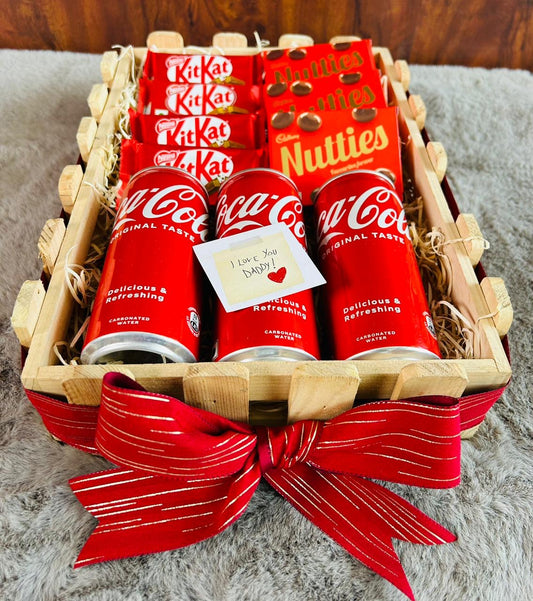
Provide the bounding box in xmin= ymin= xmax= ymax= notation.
xmin=268 ymin=267 xmax=287 ymax=283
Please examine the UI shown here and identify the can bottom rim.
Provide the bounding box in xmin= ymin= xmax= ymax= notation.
xmin=217 ymin=345 xmax=318 ymax=362
xmin=81 ymin=331 xmax=197 ymax=365
xmin=346 ymin=346 xmax=441 ymax=361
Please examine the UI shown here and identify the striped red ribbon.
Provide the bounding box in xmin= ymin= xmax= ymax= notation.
xmin=24 ymin=372 xmax=506 ymax=600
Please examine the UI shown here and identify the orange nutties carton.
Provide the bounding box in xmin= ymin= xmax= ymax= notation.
xmin=267 ymin=106 xmax=403 ymax=204
xmin=262 ymin=40 xmax=377 ymax=86
xmin=262 ymin=67 xmax=387 ymax=115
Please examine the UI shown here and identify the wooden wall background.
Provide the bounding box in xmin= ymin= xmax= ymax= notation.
xmin=0 ymin=0 xmax=531 ymax=70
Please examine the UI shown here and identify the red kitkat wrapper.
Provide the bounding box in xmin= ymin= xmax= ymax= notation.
xmin=128 ymin=109 xmax=265 ymax=149
xmin=137 ymin=78 xmax=263 ymax=116
xmin=263 ymin=67 xmax=387 ymax=114
xmin=267 ymin=106 xmax=403 ymax=204
xmin=119 ymin=139 xmax=266 ymax=199
xmin=263 ymin=40 xmax=377 ymax=85
xmin=142 ymin=50 xmax=263 ymax=85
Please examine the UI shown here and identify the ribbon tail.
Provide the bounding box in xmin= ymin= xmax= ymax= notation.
xmin=265 ymin=466 xmax=456 ymax=601
xmin=70 ymin=457 xmax=261 ymax=567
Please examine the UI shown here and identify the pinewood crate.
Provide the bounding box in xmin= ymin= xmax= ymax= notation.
xmin=12 ymin=31 xmax=513 ymax=438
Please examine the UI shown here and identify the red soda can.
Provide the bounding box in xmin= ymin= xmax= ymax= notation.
xmin=314 ymin=169 xmax=441 ymax=360
xmin=81 ymin=166 xmax=209 ymax=364
xmin=214 ymin=168 xmax=320 ymax=361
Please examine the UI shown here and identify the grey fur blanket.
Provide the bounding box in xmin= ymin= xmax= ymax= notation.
xmin=1 ymin=50 xmax=531 ymax=600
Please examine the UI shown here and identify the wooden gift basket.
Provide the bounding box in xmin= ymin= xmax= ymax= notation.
xmin=11 ymin=31 xmax=513 ymax=438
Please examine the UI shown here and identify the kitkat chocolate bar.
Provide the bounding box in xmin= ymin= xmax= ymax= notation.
xmin=267 ymin=106 xmax=403 ymax=204
xmin=119 ymin=139 xmax=266 ymax=198
xmin=263 ymin=66 xmax=387 ymax=114
xmin=262 ymin=40 xmax=377 ymax=85
xmin=137 ymin=78 xmax=263 ymax=115
xmin=128 ymin=109 xmax=265 ymax=149
xmin=142 ymin=50 xmax=263 ymax=85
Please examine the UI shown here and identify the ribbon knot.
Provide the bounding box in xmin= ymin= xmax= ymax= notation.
xmin=257 ymin=421 xmax=323 ymax=472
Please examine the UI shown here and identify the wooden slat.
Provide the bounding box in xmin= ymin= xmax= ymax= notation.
xmin=76 ymin=116 xmax=98 ymax=163
xmin=390 ymin=362 xmax=468 ymax=399
xmin=212 ymin=32 xmax=248 ymax=49
xmin=278 ymin=33 xmax=314 ymax=48
xmin=287 ymin=362 xmax=360 ymax=422
xmin=146 ymin=30 xmax=184 ymax=50
xmin=87 ymin=83 xmax=109 ymax=122
xmin=38 ymin=218 xmax=66 ymax=277
xmin=455 ymin=213 xmax=486 ymax=267
xmin=62 ymin=366 xmax=135 ymax=405
xmin=11 ymin=280 xmax=46 ymax=348
xmin=100 ymin=50 xmax=119 ymax=86
xmin=394 ymin=59 xmax=411 ymax=91
xmin=58 ymin=164 xmax=83 ymax=214
xmin=389 ymin=362 xmax=484 ymax=440
xmin=480 ymin=277 xmax=513 ymax=337
xmin=461 ymin=424 xmax=481 ymax=439
xmin=183 ymin=363 xmax=250 ymax=422
xmin=329 ymin=35 xmax=362 ymax=44
xmin=426 ymin=141 xmax=447 ymax=182
xmin=408 ymin=94 xmax=427 ymax=130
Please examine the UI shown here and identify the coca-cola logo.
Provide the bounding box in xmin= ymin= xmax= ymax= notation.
xmin=155 ymin=116 xmax=231 ymax=147
xmin=316 ymin=185 xmax=408 ymax=250
xmin=216 ymin=191 xmax=306 ymax=243
xmin=165 ymin=55 xmax=233 ymax=83
xmin=113 ymin=184 xmax=209 ymax=240
xmin=165 ymin=84 xmax=237 ymax=115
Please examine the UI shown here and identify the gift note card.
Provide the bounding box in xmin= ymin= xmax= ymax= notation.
xmin=193 ymin=224 xmax=326 ymax=312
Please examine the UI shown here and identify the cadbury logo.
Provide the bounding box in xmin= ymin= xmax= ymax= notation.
xmin=165 ymin=55 xmax=233 ymax=83
xmin=113 ymin=185 xmax=209 ymax=240
xmin=155 ymin=116 xmax=231 ymax=147
xmin=217 ymin=191 xmax=306 ymax=244
xmin=165 ymin=84 xmax=237 ymax=115
xmin=316 ymin=185 xmax=408 ymax=250
xmin=275 ymin=133 xmax=300 ymax=144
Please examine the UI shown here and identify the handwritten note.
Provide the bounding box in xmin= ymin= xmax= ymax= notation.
xmin=193 ymin=224 xmax=325 ymax=312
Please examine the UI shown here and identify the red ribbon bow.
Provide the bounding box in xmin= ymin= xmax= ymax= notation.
xmin=67 ymin=372 xmax=463 ymax=600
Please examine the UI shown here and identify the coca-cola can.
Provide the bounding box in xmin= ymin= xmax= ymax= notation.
xmin=81 ymin=166 xmax=209 ymax=364
xmin=314 ymin=169 xmax=441 ymax=360
xmin=214 ymin=168 xmax=320 ymax=361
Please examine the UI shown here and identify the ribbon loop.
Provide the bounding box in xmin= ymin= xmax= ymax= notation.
xmin=95 ymin=372 xmax=257 ymax=479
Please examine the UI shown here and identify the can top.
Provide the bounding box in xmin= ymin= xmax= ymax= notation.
xmin=217 ymin=167 xmax=301 ymax=198
xmin=123 ymin=165 xmax=209 ymax=204
xmin=312 ymin=169 xmax=396 ymax=204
